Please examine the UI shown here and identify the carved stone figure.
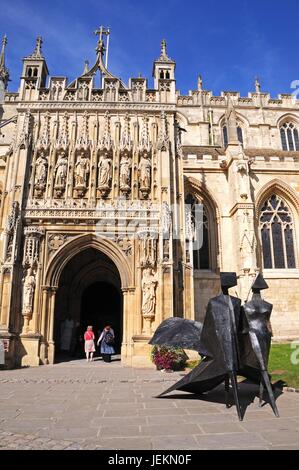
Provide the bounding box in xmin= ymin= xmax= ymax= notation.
xmin=239 ymin=273 xmax=279 ymax=417
xmin=161 ymin=201 xmax=171 ymax=236
xmin=141 ymin=267 xmax=158 ymax=318
xmin=54 ymin=151 xmax=68 ymax=190
xmin=98 ymin=151 xmax=112 ymax=190
xmin=138 ymin=151 xmax=151 ymax=196
xmin=119 ymin=151 xmax=131 ymax=193
xmin=74 ymin=152 xmax=90 ymax=189
xmin=140 ymin=235 xmax=157 ymax=268
xmin=237 ymin=160 xmax=250 ymax=200
xmin=22 ymin=268 xmax=36 ymax=316
xmin=4 ymin=201 xmax=20 ymax=262
xmin=35 ymin=152 xmax=48 ymax=186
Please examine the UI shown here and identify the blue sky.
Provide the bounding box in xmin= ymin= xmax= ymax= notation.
xmin=1 ymin=0 xmax=299 ymax=97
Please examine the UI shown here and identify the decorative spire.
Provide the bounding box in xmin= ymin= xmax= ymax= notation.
xmin=83 ymin=60 xmax=89 ymax=74
xmin=156 ymin=38 xmax=174 ymax=63
xmin=197 ymin=74 xmax=203 ymax=91
xmin=225 ymin=95 xmax=239 ymax=145
xmin=0 ymin=34 xmax=10 ymax=89
xmin=255 ymin=76 xmax=261 ymax=93
xmin=30 ymin=36 xmax=43 ymax=59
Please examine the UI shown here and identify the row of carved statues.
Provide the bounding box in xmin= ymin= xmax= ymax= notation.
xmin=33 ymin=148 xmax=152 ymax=197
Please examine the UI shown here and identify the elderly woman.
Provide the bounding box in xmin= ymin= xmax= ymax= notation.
xmin=84 ymin=325 xmax=95 ymax=362
xmin=97 ymin=325 xmax=115 ymax=363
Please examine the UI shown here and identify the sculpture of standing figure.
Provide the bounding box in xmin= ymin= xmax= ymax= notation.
xmin=138 ymin=151 xmax=151 ymax=195
xmin=74 ymin=152 xmax=90 ymax=188
xmin=98 ymin=151 xmax=112 ymax=188
xmin=22 ymin=268 xmax=36 ymax=315
xmin=54 ymin=151 xmax=68 ymax=188
xmin=141 ymin=268 xmax=158 ymax=317
xmin=239 ymin=273 xmax=279 ymax=417
xmin=119 ymin=151 xmax=132 ymax=191
xmin=35 ymin=151 xmax=48 ymax=187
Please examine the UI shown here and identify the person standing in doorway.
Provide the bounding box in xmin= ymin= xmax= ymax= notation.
xmin=84 ymin=325 xmax=95 ymax=362
xmin=97 ymin=325 xmax=115 ymax=363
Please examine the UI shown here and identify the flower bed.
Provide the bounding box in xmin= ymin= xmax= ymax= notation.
xmin=151 ymin=345 xmax=188 ymax=371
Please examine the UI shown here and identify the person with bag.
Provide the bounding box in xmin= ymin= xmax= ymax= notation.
xmin=97 ymin=325 xmax=115 ymax=363
xmin=84 ymin=325 xmax=95 ymax=362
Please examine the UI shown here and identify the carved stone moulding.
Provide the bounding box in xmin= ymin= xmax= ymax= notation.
xmin=34 ymin=182 xmax=46 ymax=198
xmin=97 ymin=184 xmax=110 ymax=198
xmin=74 ymin=185 xmax=87 ymax=198
xmin=54 ymin=185 xmax=65 ymax=198
xmin=24 ymin=226 xmax=45 ymax=237
xmin=139 ymin=186 xmax=151 ymax=200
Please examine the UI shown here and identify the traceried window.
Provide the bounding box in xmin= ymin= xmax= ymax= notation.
xmin=185 ymin=194 xmax=210 ymax=269
xmin=222 ymin=124 xmax=243 ymax=147
xmin=280 ymin=122 xmax=299 ymax=151
xmin=260 ymin=194 xmax=296 ymax=269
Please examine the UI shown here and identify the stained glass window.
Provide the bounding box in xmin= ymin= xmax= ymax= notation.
xmin=280 ymin=122 xmax=299 ymax=151
xmin=260 ymin=194 xmax=296 ymax=269
xmin=185 ymin=194 xmax=210 ymax=269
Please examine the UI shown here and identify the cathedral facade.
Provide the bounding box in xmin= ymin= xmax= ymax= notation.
xmin=0 ymin=31 xmax=298 ymax=368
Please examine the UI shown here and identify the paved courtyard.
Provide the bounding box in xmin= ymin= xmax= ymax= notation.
xmin=0 ymin=358 xmax=299 ymax=450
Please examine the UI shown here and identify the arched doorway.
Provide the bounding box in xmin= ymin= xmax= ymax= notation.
xmin=53 ymin=247 xmax=122 ymax=361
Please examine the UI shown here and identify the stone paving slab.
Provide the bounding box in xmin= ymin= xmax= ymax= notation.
xmin=0 ymin=358 xmax=299 ymax=450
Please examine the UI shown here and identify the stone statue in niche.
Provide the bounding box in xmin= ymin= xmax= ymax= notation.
xmin=54 ymin=151 xmax=68 ymax=195
xmin=74 ymin=151 xmax=90 ymax=196
xmin=138 ymin=150 xmax=151 ymax=197
xmin=141 ymin=267 xmax=158 ymax=318
xmin=162 ymin=201 xmax=171 ymax=236
xmin=34 ymin=151 xmax=48 ymax=196
xmin=119 ymin=150 xmax=132 ymax=194
xmin=98 ymin=151 xmax=112 ymax=194
xmin=22 ymin=267 xmax=36 ymax=316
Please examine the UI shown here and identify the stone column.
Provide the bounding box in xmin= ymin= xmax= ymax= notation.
xmin=39 ymin=286 xmax=50 ymax=364
xmin=47 ymin=287 xmax=57 ymax=365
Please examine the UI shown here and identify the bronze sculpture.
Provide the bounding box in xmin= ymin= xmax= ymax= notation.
xmin=150 ymin=272 xmax=280 ymax=420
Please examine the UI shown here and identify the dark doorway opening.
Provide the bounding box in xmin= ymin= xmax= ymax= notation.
xmin=81 ymin=282 xmax=122 ymax=353
xmin=53 ymin=248 xmax=122 ymax=362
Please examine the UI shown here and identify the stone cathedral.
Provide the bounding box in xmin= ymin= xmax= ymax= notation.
xmin=0 ymin=29 xmax=298 ymax=368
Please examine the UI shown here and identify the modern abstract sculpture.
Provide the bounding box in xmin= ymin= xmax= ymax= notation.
xmin=149 ymin=317 xmax=202 ymax=353
xmin=239 ymin=273 xmax=279 ymax=417
xmin=150 ymin=272 xmax=280 ymax=420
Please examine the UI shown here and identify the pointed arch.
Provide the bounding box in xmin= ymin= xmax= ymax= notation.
xmin=256 ymin=179 xmax=299 ymax=269
xmin=184 ymin=176 xmax=220 ymax=270
xmin=44 ymin=233 xmax=133 ymax=288
xmin=276 ymin=113 xmax=299 ymax=128
xmin=255 ymin=178 xmax=299 ymax=217
xmin=277 ymin=114 xmax=299 ymax=151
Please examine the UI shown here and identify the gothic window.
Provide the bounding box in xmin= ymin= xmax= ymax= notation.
xmin=237 ymin=125 xmax=243 ymax=144
xmin=260 ymin=194 xmax=296 ymax=269
xmin=165 ymin=71 xmax=170 ymax=79
xmin=223 ymin=126 xmax=228 ymax=147
xmin=185 ymin=194 xmax=210 ymax=269
xmin=222 ymin=124 xmax=243 ymax=147
xmin=280 ymin=122 xmax=299 ymax=151
xmin=160 ymin=70 xmax=164 ymax=79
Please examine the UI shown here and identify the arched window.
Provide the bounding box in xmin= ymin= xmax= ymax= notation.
xmin=159 ymin=70 xmax=164 ymax=79
xmin=260 ymin=194 xmax=296 ymax=269
xmin=185 ymin=194 xmax=210 ymax=269
xmin=165 ymin=71 xmax=170 ymax=79
xmin=222 ymin=124 xmax=243 ymax=147
xmin=280 ymin=122 xmax=299 ymax=151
